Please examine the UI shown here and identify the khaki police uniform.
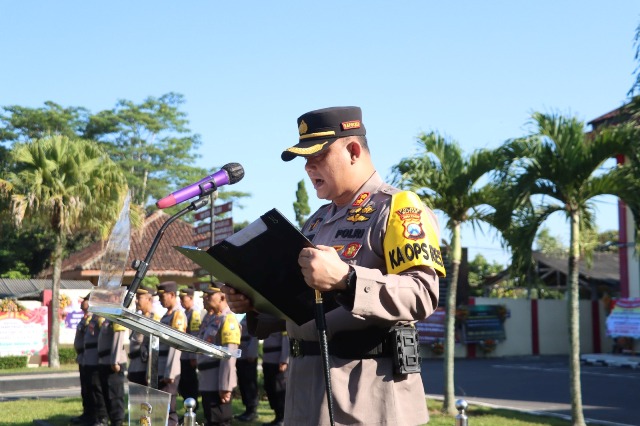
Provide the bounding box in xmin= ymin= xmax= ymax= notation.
xmin=234 ymin=316 xmax=259 ymax=421
xmin=84 ymin=314 xmax=108 ymax=425
xmin=73 ymin=310 xmax=91 ymax=423
xmin=178 ymin=294 xmax=201 ymax=408
xmin=128 ymin=311 xmax=161 ymax=385
xmin=262 ymin=331 xmax=289 ymax=425
xmin=197 ymin=307 xmax=240 ymax=426
xmin=97 ymin=318 xmax=128 ymax=426
xmin=250 ymin=172 xmax=443 ymax=425
xmin=159 ymin=307 xmax=187 ymax=426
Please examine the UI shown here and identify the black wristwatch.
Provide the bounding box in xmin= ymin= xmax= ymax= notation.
xmin=345 ymin=265 xmax=357 ymax=294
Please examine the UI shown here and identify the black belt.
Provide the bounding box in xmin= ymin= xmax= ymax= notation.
xmin=129 ymin=350 xmax=140 ymax=359
xmin=85 ymin=343 xmax=97 ymax=349
xmin=263 ymin=346 xmax=281 ymax=353
xmin=159 ymin=349 xmax=169 ymax=356
xmin=98 ymin=349 xmax=110 ymax=357
xmin=290 ymin=327 xmax=391 ymax=359
xmin=198 ymin=360 xmax=221 ymax=371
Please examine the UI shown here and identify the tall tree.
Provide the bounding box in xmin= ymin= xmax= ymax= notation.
xmin=0 ymin=102 xmax=89 ymax=144
xmin=293 ymin=179 xmax=311 ymax=228
xmin=4 ymin=135 xmax=128 ymax=368
xmin=536 ymin=227 xmax=568 ymax=256
xmin=85 ymin=92 xmax=206 ymax=206
xmin=501 ymin=112 xmax=640 ymax=425
xmin=392 ymin=132 xmax=500 ymax=415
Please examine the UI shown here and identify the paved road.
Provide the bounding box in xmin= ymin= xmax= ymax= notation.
xmin=421 ymin=355 xmax=640 ymax=426
xmin=3 ymin=356 xmax=639 ymax=426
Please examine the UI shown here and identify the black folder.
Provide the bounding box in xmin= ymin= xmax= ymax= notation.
xmin=175 ymin=208 xmax=337 ymax=326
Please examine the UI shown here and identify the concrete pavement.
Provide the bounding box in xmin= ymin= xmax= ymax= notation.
xmin=0 ymin=370 xmax=80 ymax=401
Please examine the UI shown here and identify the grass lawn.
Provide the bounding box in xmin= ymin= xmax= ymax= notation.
xmin=0 ymin=365 xmax=571 ymax=425
xmin=0 ymin=395 xmax=572 ymax=426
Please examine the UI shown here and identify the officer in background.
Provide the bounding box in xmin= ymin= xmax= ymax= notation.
xmin=83 ymin=312 xmax=108 ymax=426
xmin=261 ymin=331 xmax=289 ymax=426
xmin=234 ymin=316 xmax=259 ymax=422
xmin=157 ymin=281 xmax=187 ymax=426
xmin=70 ymin=294 xmax=91 ymax=425
xmin=178 ymin=285 xmax=201 ymax=410
xmin=128 ymin=284 xmax=159 ymax=386
xmin=97 ymin=313 xmax=128 ymax=426
xmin=196 ymin=284 xmax=240 ymax=426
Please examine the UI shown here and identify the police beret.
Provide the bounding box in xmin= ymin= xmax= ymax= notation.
xmin=157 ymin=281 xmax=178 ymax=294
xmin=281 ymin=106 xmax=366 ymax=162
xmin=136 ymin=284 xmax=156 ymax=296
xmin=179 ymin=286 xmax=195 ymax=297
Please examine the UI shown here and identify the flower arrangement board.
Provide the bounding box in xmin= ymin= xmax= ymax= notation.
xmin=458 ymin=304 xmax=507 ymax=344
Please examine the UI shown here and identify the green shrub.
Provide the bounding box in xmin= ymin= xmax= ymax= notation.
xmin=0 ymin=355 xmax=28 ymax=369
xmin=59 ymin=346 xmax=77 ymax=365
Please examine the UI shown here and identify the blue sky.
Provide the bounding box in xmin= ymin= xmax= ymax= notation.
xmin=2 ymin=1 xmax=638 ymax=265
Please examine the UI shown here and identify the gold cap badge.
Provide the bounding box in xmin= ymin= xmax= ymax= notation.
xmin=298 ymin=120 xmax=308 ymax=135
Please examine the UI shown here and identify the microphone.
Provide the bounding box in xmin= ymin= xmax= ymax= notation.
xmin=156 ymin=162 xmax=244 ymax=209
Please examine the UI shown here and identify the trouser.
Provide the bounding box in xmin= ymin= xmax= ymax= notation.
xmin=159 ymin=377 xmax=180 ymax=426
xmin=178 ymin=359 xmax=199 ymax=410
xmin=236 ymin=358 xmax=258 ymax=413
xmin=127 ymin=370 xmax=148 ymax=387
xmin=263 ymin=362 xmax=286 ymax=421
xmin=79 ymin=364 xmax=91 ymax=416
xmin=86 ymin=364 xmax=107 ymax=421
xmin=201 ymin=391 xmax=232 ymax=426
xmin=98 ymin=363 xmax=126 ymax=426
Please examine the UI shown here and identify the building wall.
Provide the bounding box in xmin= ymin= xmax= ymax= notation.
xmin=421 ymin=297 xmax=620 ymax=358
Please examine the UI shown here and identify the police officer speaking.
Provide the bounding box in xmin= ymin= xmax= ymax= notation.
xmin=224 ymin=106 xmax=445 ymax=426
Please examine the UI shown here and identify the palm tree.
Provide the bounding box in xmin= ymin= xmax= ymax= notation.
xmin=392 ymin=132 xmax=501 ymax=415
xmin=5 ymin=135 xmax=127 ymax=367
xmin=501 ymin=112 xmax=640 ymax=425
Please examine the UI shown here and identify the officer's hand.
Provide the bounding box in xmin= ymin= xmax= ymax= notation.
xmin=299 ymin=245 xmax=350 ymax=292
xmin=279 ymin=362 xmax=288 ymax=373
xmin=221 ymin=285 xmax=254 ymax=314
xmin=162 ymin=377 xmax=174 ymax=384
xmin=219 ymin=390 xmax=232 ymax=404
xmin=111 ymin=364 xmax=120 ymax=373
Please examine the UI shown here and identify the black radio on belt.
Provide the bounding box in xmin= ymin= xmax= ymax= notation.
xmin=388 ymin=325 xmax=421 ymax=375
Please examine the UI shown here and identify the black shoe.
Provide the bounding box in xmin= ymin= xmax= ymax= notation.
xmin=235 ymin=411 xmax=258 ymax=422
xmin=70 ymin=414 xmax=90 ymax=424
xmin=92 ymin=418 xmax=108 ymax=426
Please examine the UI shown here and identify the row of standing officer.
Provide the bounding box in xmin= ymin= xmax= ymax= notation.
xmin=72 ymin=294 xmax=127 ymax=426
xmin=73 ymin=281 xmax=287 ymax=426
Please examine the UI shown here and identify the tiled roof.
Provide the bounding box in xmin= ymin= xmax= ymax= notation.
xmin=41 ymin=210 xmax=201 ymax=279
xmin=0 ymin=278 xmax=93 ymax=299
xmin=533 ymin=251 xmax=619 ymax=287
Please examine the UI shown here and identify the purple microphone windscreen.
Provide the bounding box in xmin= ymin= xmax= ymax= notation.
xmin=156 ymin=163 xmax=244 ymax=209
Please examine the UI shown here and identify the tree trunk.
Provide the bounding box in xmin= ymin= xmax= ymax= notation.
xmin=568 ymin=210 xmax=585 ymax=426
xmin=49 ymin=229 xmax=65 ymax=368
xmin=443 ymin=222 xmax=461 ymax=415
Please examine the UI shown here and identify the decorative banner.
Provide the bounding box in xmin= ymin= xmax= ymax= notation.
xmin=0 ymin=307 xmax=48 ymax=357
xmin=416 ymin=307 xmax=445 ymax=344
xmin=459 ymin=305 xmax=507 ymax=344
xmin=606 ymin=298 xmax=640 ymax=338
